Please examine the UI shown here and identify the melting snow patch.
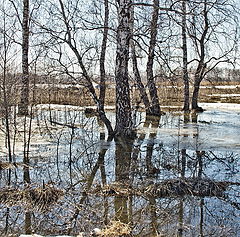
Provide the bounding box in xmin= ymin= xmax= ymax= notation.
xmin=208 ymin=94 xmax=240 ymax=97
xmin=199 ymin=103 xmax=240 ymax=112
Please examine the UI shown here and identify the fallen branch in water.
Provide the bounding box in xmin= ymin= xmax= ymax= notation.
xmin=49 ymin=120 xmax=78 ymax=129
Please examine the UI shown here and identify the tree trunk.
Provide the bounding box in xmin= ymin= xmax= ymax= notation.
xmin=19 ymin=0 xmax=30 ymax=115
xmin=191 ymin=0 xmax=208 ymax=112
xmin=132 ymin=45 xmax=152 ymax=114
xmin=192 ymin=61 xmax=206 ymax=111
xmin=99 ymin=0 xmax=109 ymax=111
xmin=2 ymin=16 xmax=12 ymax=164
xmin=114 ymin=137 xmax=133 ymax=223
xmin=146 ymin=0 xmax=161 ymax=116
xmin=182 ymin=0 xmax=190 ymax=111
xmin=98 ymin=0 xmax=115 ymax=138
xmin=58 ymin=0 xmax=114 ymax=137
xmin=115 ymin=0 xmax=135 ymax=138
xmin=130 ymin=6 xmax=151 ymax=114
xmin=192 ymin=78 xmax=201 ymax=111
xmin=192 ymin=70 xmax=205 ymax=111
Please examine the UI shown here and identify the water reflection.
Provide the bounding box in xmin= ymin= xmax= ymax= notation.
xmin=0 ymin=106 xmax=239 ymax=236
xmin=115 ymin=137 xmax=133 ymax=225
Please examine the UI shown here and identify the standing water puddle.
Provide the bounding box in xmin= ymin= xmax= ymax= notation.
xmin=0 ymin=103 xmax=239 ymax=236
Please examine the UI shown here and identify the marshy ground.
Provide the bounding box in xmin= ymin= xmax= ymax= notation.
xmin=0 ymin=82 xmax=240 ymax=237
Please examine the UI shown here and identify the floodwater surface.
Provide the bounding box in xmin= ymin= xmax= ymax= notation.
xmin=0 ymin=103 xmax=239 ymax=236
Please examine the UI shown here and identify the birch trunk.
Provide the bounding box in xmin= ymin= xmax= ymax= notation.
xmin=114 ymin=0 xmax=135 ymax=138
xmin=146 ymin=0 xmax=161 ymax=116
xmin=19 ymin=0 xmax=30 ymax=115
xmin=182 ymin=0 xmax=190 ymax=111
xmin=130 ymin=6 xmax=151 ymax=115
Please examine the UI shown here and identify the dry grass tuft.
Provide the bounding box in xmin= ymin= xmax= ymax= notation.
xmin=99 ymin=221 xmax=132 ymax=237
xmin=24 ymin=184 xmax=64 ymax=211
xmin=143 ymin=178 xmax=230 ymax=198
xmin=0 ymin=161 xmax=31 ymax=170
xmin=0 ymin=187 xmax=23 ymax=206
xmin=0 ymin=161 xmax=16 ymax=170
xmin=94 ymin=178 xmax=235 ymax=199
xmin=94 ymin=182 xmax=134 ymax=197
xmin=0 ymin=184 xmax=64 ymax=212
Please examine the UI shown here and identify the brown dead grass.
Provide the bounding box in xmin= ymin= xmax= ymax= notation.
xmin=99 ymin=221 xmax=132 ymax=237
xmin=0 ymin=161 xmax=32 ymax=170
xmin=97 ymin=182 xmax=134 ymax=197
xmin=31 ymin=81 xmax=240 ymax=108
xmin=0 ymin=184 xmax=64 ymax=212
xmin=95 ymin=178 xmax=237 ymax=198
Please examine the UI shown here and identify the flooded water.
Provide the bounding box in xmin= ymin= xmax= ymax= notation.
xmin=0 ymin=103 xmax=239 ymax=236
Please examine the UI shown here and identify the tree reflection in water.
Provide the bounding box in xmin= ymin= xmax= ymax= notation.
xmin=114 ymin=137 xmax=133 ymax=225
xmin=0 ymin=107 xmax=239 ymax=236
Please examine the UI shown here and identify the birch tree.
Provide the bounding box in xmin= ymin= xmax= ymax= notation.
xmin=130 ymin=0 xmax=165 ymax=116
xmin=39 ymin=0 xmax=114 ymax=136
xmin=0 ymin=3 xmax=16 ymax=166
xmin=181 ymin=0 xmax=190 ymax=111
xmin=18 ymin=0 xmax=30 ymax=115
xmin=146 ymin=0 xmax=162 ymax=116
xmin=114 ymin=0 xmax=135 ymax=137
xmin=39 ymin=0 xmax=137 ymax=138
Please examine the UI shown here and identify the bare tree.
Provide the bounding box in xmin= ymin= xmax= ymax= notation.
xmin=99 ymin=0 xmax=109 ymax=112
xmin=188 ymin=0 xmax=238 ymax=111
xmin=181 ymin=0 xmax=190 ymax=111
xmin=40 ymin=0 xmax=136 ymax=138
xmin=146 ymin=0 xmax=162 ymax=116
xmin=130 ymin=6 xmax=152 ymax=115
xmin=130 ymin=0 xmax=165 ymax=116
xmin=0 ymin=2 xmax=22 ymax=187
xmin=39 ymin=0 xmax=114 ymax=137
xmin=0 ymin=6 xmax=14 ymax=165
xmin=190 ymin=0 xmax=208 ymax=111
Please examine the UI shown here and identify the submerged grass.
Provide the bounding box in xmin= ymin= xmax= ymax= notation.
xmin=0 ymin=161 xmax=32 ymax=170
xmin=0 ymin=184 xmax=64 ymax=212
xmin=96 ymin=178 xmax=238 ymax=198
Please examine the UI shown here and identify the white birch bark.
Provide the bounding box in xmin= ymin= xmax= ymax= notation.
xmin=115 ymin=0 xmax=135 ymax=137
